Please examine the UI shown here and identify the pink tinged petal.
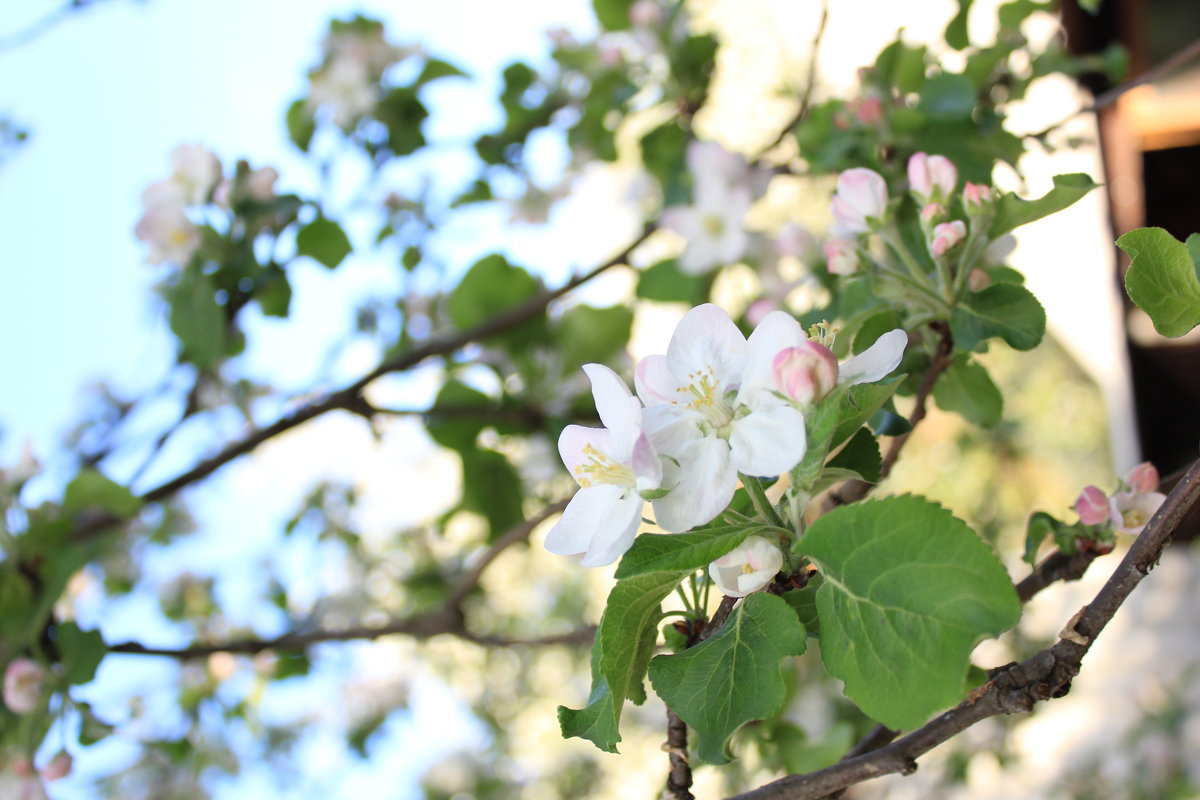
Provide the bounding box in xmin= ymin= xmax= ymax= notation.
xmin=41 ymin=752 xmax=72 ymax=782
xmin=772 ymin=344 xmax=838 ymax=405
xmin=579 ymin=492 xmax=646 ymax=567
xmin=631 ymin=432 xmax=662 ymax=490
xmin=1110 ymin=490 xmax=1166 ymax=535
xmin=652 ymin=436 xmax=736 ymax=532
xmin=665 ymin=304 xmax=747 ymax=394
xmin=642 ymin=404 xmax=705 ymax=460
xmin=728 ymin=404 xmax=807 ymax=477
xmin=823 ymin=239 xmax=859 ymax=275
xmin=833 ymin=168 xmax=887 ymax=233
xmin=661 ymin=205 xmax=701 ymax=240
xmin=582 ymin=363 xmax=639 ymax=444
xmin=839 ymin=329 xmax=908 ymax=386
xmin=3 ymin=658 xmax=44 ymax=715
xmin=709 ymin=535 xmax=782 ymax=597
xmin=1075 ymin=485 xmax=1110 ymax=525
xmin=544 ymin=484 xmax=639 ymax=565
xmin=1125 ymin=462 xmax=1159 ymax=493
xmin=635 ymin=355 xmax=677 ymax=407
xmin=931 ymin=220 xmax=966 ymax=256
xmin=739 ymin=311 xmax=807 ymax=406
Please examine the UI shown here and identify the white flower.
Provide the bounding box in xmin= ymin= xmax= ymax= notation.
xmin=1109 ymin=461 xmax=1166 ymax=535
xmin=169 ymin=144 xmax=221 ymax=205
xmin=831 ymin=168 xmax=887 ymax=236
xmin=545 ymin=364 xmax=662 ymax=566
xmin=308 ymin=57 xmax=378 ymax=129
xmin=907 ymin=152 xmax=957 ymax=205
xmin=134 ymin=182 xmax=200 ymax=266
xmin=634 ymin=305 xmax=808 ymax=532
xmin=709 ymin=535 xmax=783 ymax=597
xmin=3 ymin=658 xmax=45 ymax=714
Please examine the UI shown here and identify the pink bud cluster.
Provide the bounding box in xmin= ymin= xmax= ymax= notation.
xmin=3 ymin=658 xmax=44 ymax=715
xmin=1074 ymin=462 xmax=1166 ymax=536
xmin=772 ymin=342 xmax=838 ymax=406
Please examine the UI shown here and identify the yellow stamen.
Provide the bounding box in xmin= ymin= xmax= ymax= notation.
xmin=807 ymin=320 xmax=841 ymax=348
xmin=573 ymin=443 xmax=635 ymax=488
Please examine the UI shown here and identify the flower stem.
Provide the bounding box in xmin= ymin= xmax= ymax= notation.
xmin=741 ymin=474 xmax=785 ymax=529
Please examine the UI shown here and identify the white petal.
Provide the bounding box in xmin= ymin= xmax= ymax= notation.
xmin=631 ymin=432 xmax=662 ymax=490
xmin=579 ymin=492 xmax=645 ymax=567
xmin=738 ymin=311 xmax=807 ymax=408
xmin=642 ymin=404 xmax=703 ymax=459
xmin=635 ymin=354 xmax=678 ymax=406
xmin=583 ymin=363 xmax=638 ymax=446
xmin=651 ymin=436 xmax=735 ymax=532
xmin=728 ymin=404 xmax=807 ymax=477
xmin=544 ymin=484 xmax=625 ymax=556
xmin=665 ymin=304 xmax=746 ymax=393
xmin=558 ymin=425 xmax=614 ymax=484
xmin=839 ymin=329 xmax=908 ymax=386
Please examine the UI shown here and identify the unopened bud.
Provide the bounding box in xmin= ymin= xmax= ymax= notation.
xmin=823 ymin=239 xmax=858 ymax=275
xmin=1075 ymin=485 xmax=1110 ymax=526
xmin=907 ymin=152 xmax=957 ymax=204
xmin=930 ymin=220 xmax=966 ymax=256
xmin=963 ymin=182 xmax=993 ymax=216
xmin=920 ymin=203 xmax=946 ymax=226
xmin=773 ymin=342 xmax=839 ymax=405
xmin=1125 ymin=462 xmax=1159 ymax=493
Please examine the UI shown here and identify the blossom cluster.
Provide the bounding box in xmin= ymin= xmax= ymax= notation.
xmin=306 ymin=19 xmax=407 ymax=130
xmin=1 ymin=659 xmax=69 ymax=791
xmin=1075 ymin=462 xmax=1166 ymax=536
xmin=544 ymin=303 xmax=905 ymax=597
xmin=134 ymin=144 xmax=277 ymax=266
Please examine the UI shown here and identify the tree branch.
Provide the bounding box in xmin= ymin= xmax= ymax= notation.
xmin=728 ymin=456 xmax=1200 ymax=800
xmin=759 ymin=0 xmax=829 ymax=156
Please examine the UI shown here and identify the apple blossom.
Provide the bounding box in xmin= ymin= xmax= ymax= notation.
xmin=3 ymin=658 xmax=45 ymax=714
xmin=823 ymin=239 xmax=859 ymax=275
xmin=545 ymin=364 xmax=662 ymax=566
xmin=168 ymin=143 xmax=221 ymax=205
xmin=963 ymin=181 xmax=993 ymax=215
xmin=0 ymin=769 xmax=47 ymax=800
xmin=830 ymin=168 xmax=887 ymax=236
xmin=629 ymin=0 xmax=664 ymax=28
xmin=1109 ymin=462 xmax=1166 ymax=535
xmin=135 ymin=181 xmax=200 ymax=266
xmin=709 ymin=535 xmax=783 ymax=597
xmin=930 ymin=220 xmax=966 ymax=256
xmin=907 ymin=152 xmax=957 ymax=204
xmin=308 ymin=57 xmax=378 ymax=128
xmin=634 ymin=305 xmax=807 ymax=532
xmin=919 ymin=203 xmax=945 ymax=226
xmin=1075 ymin=485 xmax=1110 ymax=525
xmin=1125 ymin=461 xmax=1159 ymax=493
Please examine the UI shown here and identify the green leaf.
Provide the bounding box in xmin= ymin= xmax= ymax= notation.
xmin=832 ymin=377 xmax=903 ymax=446
xmin=593 ymin=0 xmax=635 ymax=30
xmin=166 ymin=269 xmax=226 ymax=369
xmin=559 ymin=634 xmax=621 ymax=752
xmin=459 ymin=447 xmax=524 ymax=540
xmin=286 ymin=99 xmax=315 ymax=152
xmin=951 ymin=283 xmax=1046 ymax=351
xmin=1023 ymin=511 xmax=1059 ymax=565
xmin=56 ymin=622 xmax=107 ymax=685
xmin=375 ymin=86 xmax=428 ymax=156
xmin=649 ymin=594 xmax=807 ymax=764
xmin=615 ymin=525 xmax=762 ymax=579
xmin=77 ymin=702 xmax=115 ymax=746
xmin=416 ymin=57 xmax=468 ymax=84
xmin=63 ymin=469 xmax=140 ymax=519
xmin=782 ymin=576 xmax=822 ymax=636
xmin=446 ymin=254 xmax=541 ymax=334
xmin=296 ymin=218 xmax=352 ymax=269
xmin=558 ymin=305 xmax=633 ymax=369
xmin=256 ymin=268 xmax=292 ymax=318
xmin=636 ymin=259 xmax=708 ymax=305
xmin=640 ymin=124 xmax=689 ymax=206
xmin=932 ymin=355 xmax=1003 ymax=427
xmin=426 ymin=380 xmax=492 ymax=452
xmin=1117 ymin=227 xmax=1200 ymax=338
xmin=917 ymin=73 xmax=976 ymax=118
xmin=599 ymin=571 xmax=690 ymax=707
xmin=797 ymin=495 xmax=1020 ymax=730
xmin=826 ymin=427 xmax=882 ymax=483
xmin=945 ymin=0 xmax=974 ymax=50
xmin=988 ymin=173 xmax=1099 ymax=238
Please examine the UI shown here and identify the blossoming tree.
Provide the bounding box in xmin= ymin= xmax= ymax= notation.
xmin=3 ymin=2 xmax=1200 ymax=798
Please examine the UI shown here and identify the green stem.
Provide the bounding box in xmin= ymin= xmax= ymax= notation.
xmin=741 ymin=474 xmax=785 ymax=529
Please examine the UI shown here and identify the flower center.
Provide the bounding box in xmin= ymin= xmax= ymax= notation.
xmin=1122 ymin=508 xmax=1147 ymax=529
xmin=741 ymin=563 xmax=755 ymax=575
xmin=676 ymin=366 xmax=734 ymax=435
xmin=701 ymin=213 xmax=725 ymax=237
xmin=573 ymin=443 xmax=635 ymax=489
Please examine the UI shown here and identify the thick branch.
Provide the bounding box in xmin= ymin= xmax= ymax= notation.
xmin=665 ymin=707 xmax=695 ymax=800
xmin=729 ymin=457 xmax=1200 ymax=800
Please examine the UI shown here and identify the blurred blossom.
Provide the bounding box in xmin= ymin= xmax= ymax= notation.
xmin=134 ymin=182 xmax=200 ymax=266
xmin=0 ymin=769 xmax=47 ymax=800
xmin=773 ymin=223 xmax=815 ymax=260
xmin=823 ymin=238 xmax=858 ymax=275
xmin=308 ymin=57 xmax=377 ymax=128
xmin=930 ymin=220 xmax=966 ymax=256
xmin=1076 ymin=485 xmax=1110 ymax=525
xmin=40 ymin=752 xmax=71 ymax=782
xmin=3 ymin=658 xmax=45 ymax=714
xmin=169 ymin=143 xmax=221 ymax=205
xmin=830 ymin=168 xmax=887 ymax=236
xmin=907 ymin=152 xmax=957 ymax=204
xmin=629 ymin=0 xmax=664 ymax=28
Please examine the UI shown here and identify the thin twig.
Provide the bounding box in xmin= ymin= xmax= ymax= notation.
xmin=759 ymin=0 xmax=830 ymax=157
xmin=728 ymin=457 xmax=1200 ymax=800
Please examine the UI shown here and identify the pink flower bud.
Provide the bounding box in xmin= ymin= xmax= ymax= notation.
xmin=968 ymin=268 xmax=991 ymax=291
xmin=930 ymin=220 xmax=966 ymax=256
xmin=773 ymin=342 xmax=839 ymax=405
xmin=855 ymin=95 xmax=884 ymax=126
xmin=831 ymin=168 xmax=887 ymax=235
xmin=920 ymin=203 xmax=945 ymax=226
xmin=823 ymin=239 xmax=859 ymax=275
xmin=3 ymin=659 xmax=45 ymax=715
xmin=963 ymin=182 xmax=993 ymax=214
xmin=1125 ymin=462 xmax=1159 ymax=493
xmin=41 ymin=752 xmax=72 ymax=782
xmin=907 ymin=152 xmax=957 ymax=203
xmin=745 ymin=298 xmax=778 ymax=327
xmin=1076 ymin=485 xmax=1110 ymax=526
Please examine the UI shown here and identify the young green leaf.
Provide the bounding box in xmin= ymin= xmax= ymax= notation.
xmin=797 ymin=495 xmax=1020 ymax=730
xmin=599 ymin=571 xmax=690 ymax=709
xmin=559 ymin=634 xmax=622 ymax=752
xmin=1117 ymin=227 xmax=1200 ymax=338
xmin=932 ymin=354 xmax=1003 ymax=427
xmin=446 ymin=254 xmax=541 ymax=334
xmin=56 ymin=622 xmax=107 ymax=685
xmin=988 ymin=173 xmax=1099 ymax=238
xmin=614 ymin=525 xmax=762 ymax=579
xmin=296 ymin=218 xmax=352 ymax=269
xmin=166 ymin=269 xmax=226 ymax=369
xmin=636 ymin=258 xmax=709 ymax=305
xmin=951 ymin=283 xmax=1046 ymax=351
xmin=63 ymin=469 xmax=140 ymax=519
xmin=648 ymin=593 xmax=807 ymax=764
xmin=825 ymin=427 xmax=882 ymax=483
